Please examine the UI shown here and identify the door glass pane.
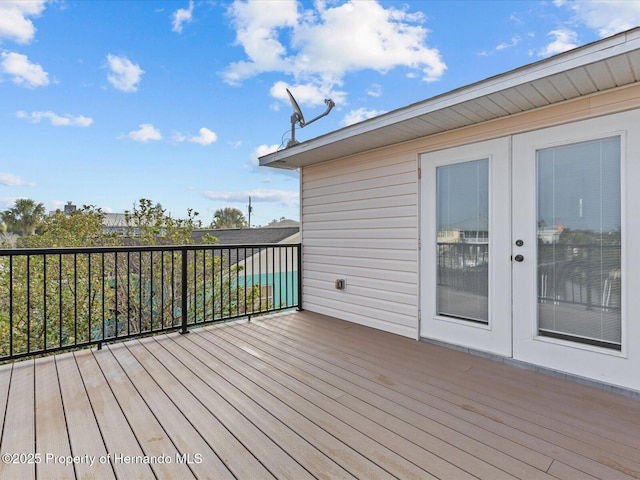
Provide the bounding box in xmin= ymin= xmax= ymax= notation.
xmin=537 ymin=137 xmax=621 ymax=349
xmin=436 ymin=159 xmax=489 ymax=323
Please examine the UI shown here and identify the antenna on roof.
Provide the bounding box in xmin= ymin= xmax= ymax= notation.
xmin=286 ymin=88 xmax=335 ymax=148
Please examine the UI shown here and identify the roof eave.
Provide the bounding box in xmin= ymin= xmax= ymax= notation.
xmin=259 ymin=27 xmax=640 ymax=170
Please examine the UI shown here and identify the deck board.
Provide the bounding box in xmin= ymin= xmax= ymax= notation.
xmin=55 ymin=353 xmax=115 ymax=479
xmin=139 ymin=336 xmax=308 ymax=479
xmin=0 ymin=311 xmax=638 ymax=479
xmin=250 ymin=315 xmax=557 ymax=470
xmin=224 ymin=321 xmax=555 ymax=480
xmin=173 ymin=333 xmax=363 ymax=480
xmin=123 ymin=337 xmax=270 ymax=480
xmin=35 ymin=356 xmax=74 ymax=480
xmin=92 ymin=344 xmax=196 ymax=480
xmin=106 ymin=342 xmax=231 ymax=480
xmin=0 ymin=360 xmax=35 ymax=480
xmin=74 ymin=349 xmax=155 ymax=480
xmin=184 ymin=328 xmax=419 ymax=480
xmin=208 ymin=325 xmax=495 ymax=480
xmin=259 ymin=312 xmax=640 ymax=478
xmin=0 ymin=362 xmax=13 ymax=473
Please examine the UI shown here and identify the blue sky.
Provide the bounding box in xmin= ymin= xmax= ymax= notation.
xmin=1 ymin=0 xmax=639 ymax=227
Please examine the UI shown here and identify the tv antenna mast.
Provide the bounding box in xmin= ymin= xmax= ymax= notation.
xmin=286 ymin=88 xmax=335 ymax=148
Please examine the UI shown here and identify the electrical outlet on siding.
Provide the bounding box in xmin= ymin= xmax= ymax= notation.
xmin=335 ymin=278 xmax=347 ymax=290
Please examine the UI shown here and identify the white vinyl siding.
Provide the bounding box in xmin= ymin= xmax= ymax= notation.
xmin=298 ymin=84 xmax=640 ymax=348
xmin=301 ymin=152 xmax=419 ymax=337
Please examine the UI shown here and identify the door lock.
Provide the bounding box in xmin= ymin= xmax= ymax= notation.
xmin=515 ymin=239 xmax=524 ymax=247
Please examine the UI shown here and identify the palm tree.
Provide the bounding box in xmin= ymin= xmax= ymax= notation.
xmin=210 ymin=207 xmax=247 ymax=229
xmin=1 ymin=198 xmax=46 ymax=236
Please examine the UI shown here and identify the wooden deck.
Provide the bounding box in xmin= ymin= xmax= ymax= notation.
xmin=0 ymin=311 xmax=639 ymax=480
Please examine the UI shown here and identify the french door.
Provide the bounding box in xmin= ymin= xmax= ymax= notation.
xmin=421 ymin=111 xmax=640 ymax=390
xmin=511 ymin=113 xmax=638 ymax=388
xmin=420 ymin=137 xmax=512 ymax=357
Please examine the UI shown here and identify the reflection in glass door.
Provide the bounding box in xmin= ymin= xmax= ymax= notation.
xmin=536 ymin=137 xmax=621 ymax=349
xmin=436 ymin=159 xmax=489 ymax=323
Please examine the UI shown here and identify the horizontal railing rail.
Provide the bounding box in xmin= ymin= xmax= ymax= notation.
xmin=0 ymin=243 xmax=301 ymax=361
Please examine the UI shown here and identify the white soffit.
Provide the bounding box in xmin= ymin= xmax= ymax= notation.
xmin=260 ymin=27 xmax=640 ymax=170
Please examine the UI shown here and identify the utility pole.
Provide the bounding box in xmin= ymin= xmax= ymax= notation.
xmin=247 ymin=196 xmax=253 ymax=229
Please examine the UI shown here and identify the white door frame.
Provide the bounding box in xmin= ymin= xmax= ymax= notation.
xmin=512 ymin=111 xmax=640 ymax=391
xmin=420 ymin=137 xmax=512 ymax=357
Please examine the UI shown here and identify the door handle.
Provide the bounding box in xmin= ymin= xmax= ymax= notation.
xmin=514 ymin=254 xmax=524 ymax=262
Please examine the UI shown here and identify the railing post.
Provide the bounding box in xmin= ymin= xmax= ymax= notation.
xmin=180 ymin=248 xmax=189 ymax=334
xmin=296 ymin=243 xmax=303 ymax=311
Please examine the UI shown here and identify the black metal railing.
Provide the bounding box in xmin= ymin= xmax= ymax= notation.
xmin=538 ymin=243 xmax=621 ymax=312
xmin=437 ymin=242 xmax=489 ymax=295
xmin=0 ymin=243 xmax=301 ymax=361
xmin=436 ymin=241 xmax=621 ymax=312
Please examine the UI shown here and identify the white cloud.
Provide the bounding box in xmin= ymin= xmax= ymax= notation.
xmin=173 ymin=127 xmax=218 ymax=145
xmin=190 ymin=127 xmax=218 ymax=145
xmin=0 ymin=52 xmax=49 ymax=88
xmin=366 ymin=83 xmax=383 ymax=98
xmin=0 ymin=0 xmax=46 ymax=44
xmin=47 ymin=200 xmax=67 ymax=212
xmin=106 ymin=54 xmax=144 ymax=92
xmin=16 ymin=110 xmax=93 ymax=127
xmin=203 ymin=188 xmax=299 ymax=208
xmin=0 ymin=173 xmax=27 ymax=186
xmin=172 ymin=1 xmax=194 ymax=33
xmin=248 ymin=144 xmax=299 ymax=178
xmin=254 ymin=143 xmax=279 ymax=158
xmin=479 ymin=35 xmax=522 ymax=56
xmin=0 ymin=197 xmax=21 ymax=209
xmin=250 ymin=144 xmax=280 ymax=168
xmin=224 ymin=0 xmax=446 ymax=106
xmin=223 ymin=0 xmax=299 ymax=86
xmin=269 ymin=80 xmax=347 ymax=108
xmin=496 ymin=35 xmax=521 ymax=51
xmin=537 ymin=29 xmax=579 ymax=57
xmin=341 ymin=108 xmax=386 ymax=127
xmin=123 ymin=124 xmax=162 ymax=142
xmin=293 ymin=2 xmax=445 ymax=82
xmin=559 ymin=0 xmax=640 ymax=38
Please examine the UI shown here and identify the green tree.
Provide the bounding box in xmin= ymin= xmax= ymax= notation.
xmin=0 ymin=206 xmax=120 ymax=354
xmin=22 ymin=205 xmax=118 ymax=248
xmin=0 ymin=199 xmax=268 ymax=359
xmin=125 ymin=198 xmax=202 ymax=245
xmin=112 ymin=201 xmax=259 ymax=339
xmin=210 ymin=207 xmax=247 ymax=229
xmin=1 ymin=198 xmax=46 ymax=236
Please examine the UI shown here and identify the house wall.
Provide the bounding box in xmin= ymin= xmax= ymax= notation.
xmin=300 ymin=82 xmax=640 ymax=339
xmin=301 ymin=151 xmax=419 ymax=337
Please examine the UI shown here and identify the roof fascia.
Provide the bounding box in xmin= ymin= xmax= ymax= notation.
xmin=260 ymin=28 xmax=640 ymax=168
